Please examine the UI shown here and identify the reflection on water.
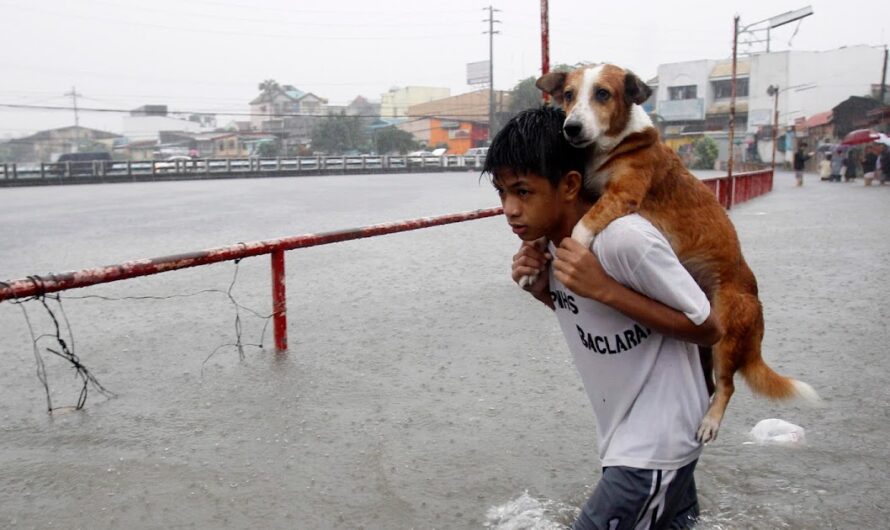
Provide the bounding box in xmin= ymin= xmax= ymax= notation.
xmin=1 ymin=171 xmax=888 ymax=528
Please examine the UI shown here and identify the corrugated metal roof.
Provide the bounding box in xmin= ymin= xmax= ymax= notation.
xmin=805 ymin=111 xmax=833 ymax=128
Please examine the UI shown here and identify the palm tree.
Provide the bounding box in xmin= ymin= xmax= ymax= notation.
xmin=258 ymin=79 xmax=280 ymax=101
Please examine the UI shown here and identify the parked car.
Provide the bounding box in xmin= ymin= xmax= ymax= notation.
xmin=155 ymin=155 xmax=194 ymax=173
xmin=465 ymin=147 xmax=488 ymax=158
xmin=53 ymin=151 xmax=113 ymax=176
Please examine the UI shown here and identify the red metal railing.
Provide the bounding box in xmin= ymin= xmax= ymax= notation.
xmin=0 ymin=170 xmax=772 ymax=350
xmin=700 ymin=169 xmax=773 ymax=209
xmin=0 ymin=208 xmax=503 ymax=351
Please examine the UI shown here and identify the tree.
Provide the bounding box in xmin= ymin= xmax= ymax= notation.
xmin=692 ymin=136 xmax=719 ymax=169
xmin=258 ymin=79 xmax=280 ymax=99
xmin=507 ymin=64 xmax=576 ymax=116
xmin=310 ymin=112 xmax=368 ymax=154
xmin=255 ymin=141 xmax=280 ymax=157
xmin=508 ymin=76 xmax=543 ymax=115
xmin=373 ymin=126 xmax=418 ymax=154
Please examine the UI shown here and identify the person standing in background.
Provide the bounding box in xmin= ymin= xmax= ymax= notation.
xmin=793 ymin=142 xmax=813 ymax=187
xmin=863 ymin=146 xmax=878 ymax=186
xmin=844 ymin=148 xmax=860 ymax=183
xmin=819 ymin=154 xmax=832 ymax=181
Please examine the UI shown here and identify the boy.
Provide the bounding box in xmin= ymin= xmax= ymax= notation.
xmin=484 ymin=107 xmax=722 ymax=530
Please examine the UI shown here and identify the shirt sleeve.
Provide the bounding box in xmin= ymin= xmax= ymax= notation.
xmin=594 ymin=216 xmax=711 ymax=325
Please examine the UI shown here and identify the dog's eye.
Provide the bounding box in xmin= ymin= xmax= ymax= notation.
xmin=563 ymin=90 xmax=574 ymax=103
xmin=595 ymin=88 xmax=610 ymax=102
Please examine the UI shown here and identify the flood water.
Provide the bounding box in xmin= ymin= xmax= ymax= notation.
xmin=1 ymin=171 xmax=888 ymax=529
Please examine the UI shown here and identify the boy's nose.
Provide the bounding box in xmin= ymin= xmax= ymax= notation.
xmin=503 ymin=196 xmax=521 ymax=217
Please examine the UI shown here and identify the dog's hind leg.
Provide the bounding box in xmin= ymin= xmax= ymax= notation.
xmin=696 ymin=288 xmax=754 ymax=443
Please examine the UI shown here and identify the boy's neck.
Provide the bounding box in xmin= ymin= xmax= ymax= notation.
xmin=549 ymin=199 xmax=595 ymax=244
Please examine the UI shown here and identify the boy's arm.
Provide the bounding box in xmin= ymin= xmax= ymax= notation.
xmin=553 ymin=238 xmax=722 ymax=346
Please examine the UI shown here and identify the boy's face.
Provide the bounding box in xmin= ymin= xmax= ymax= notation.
xmin=493 ymin=169 xmax=567 ymax=242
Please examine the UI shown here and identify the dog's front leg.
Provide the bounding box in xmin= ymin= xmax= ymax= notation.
xmin=572 ymin=171 xmax=651 ymax=247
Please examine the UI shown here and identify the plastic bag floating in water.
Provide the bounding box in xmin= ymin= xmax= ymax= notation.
xmin=748 ymin=418 xmax=806 ymax=445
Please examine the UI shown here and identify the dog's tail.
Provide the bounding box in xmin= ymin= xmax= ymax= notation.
xmin=740 ymin=358 xmax=822 ymax=404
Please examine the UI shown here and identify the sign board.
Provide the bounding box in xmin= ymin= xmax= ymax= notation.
xmin=467 ymin=61 xmax=490 ymax=85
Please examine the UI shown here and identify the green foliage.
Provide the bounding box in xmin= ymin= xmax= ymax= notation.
xmin=310 ymin=112 xmax=368 ymax=154
xmin=692 ymin=136 xmax=719 ymax=169
xmin=508 ymin=76 xmax=543 ymax=115
xmin=373 ymin=126 xmax=418 ymax=155
xmin=0 ymin=140 xmax=34 ymax=163
xmin=255 ymin=141 xmax=280 ymax=157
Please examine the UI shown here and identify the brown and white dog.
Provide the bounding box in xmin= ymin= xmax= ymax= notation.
xmin=536 ymin=63 xmax=819 ymax=442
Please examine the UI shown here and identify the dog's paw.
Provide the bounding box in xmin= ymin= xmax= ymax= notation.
xmin=571 ymin=222 xmax=595 ymax=248
xmin=518 ymin=272 xmax=539 ymax=290
xmin=697 ymin=417 xmax=720 ymax=444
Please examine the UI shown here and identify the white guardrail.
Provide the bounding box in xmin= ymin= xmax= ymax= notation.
xmin=0 ymin=154 xmax=488 ymax=180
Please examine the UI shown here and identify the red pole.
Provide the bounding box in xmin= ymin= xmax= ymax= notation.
xmin=540 ymin=0 xmax=550 ymax=103
xmin=271 ymin=249 xmax=287 ymax=352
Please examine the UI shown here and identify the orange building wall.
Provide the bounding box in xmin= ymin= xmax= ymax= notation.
xmin=429 ymin=118 xmax=476 ymax=154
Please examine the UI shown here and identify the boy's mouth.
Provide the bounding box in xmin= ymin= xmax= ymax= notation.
xmin=510 ymin=224 xmax=528 ymax=236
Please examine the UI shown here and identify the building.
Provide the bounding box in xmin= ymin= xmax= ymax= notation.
xmin=249 ymin=84 xmax=327 ymax=137
xmin=1 ymin=125 xmax=122 ymax=163
xmin=404 ymin=90 xmax=510 ymax=153
xmin=380 ymin=86 xmax=451 ymax=118
xmin=655 ymin=44 xmax=888 ymax=164
xmin=122 ymin=105 xmax=215 ymax=142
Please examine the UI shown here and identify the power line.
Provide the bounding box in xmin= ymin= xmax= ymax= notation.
xmin=0 ymin=102 xmax=496 ymax=120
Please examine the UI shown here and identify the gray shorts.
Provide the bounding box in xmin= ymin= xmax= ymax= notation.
xmin=572 ymin=459 xmax=699 ymax=530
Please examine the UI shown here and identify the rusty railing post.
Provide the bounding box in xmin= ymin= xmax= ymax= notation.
xmin=271 ymin=249 xmax=287 ymax=352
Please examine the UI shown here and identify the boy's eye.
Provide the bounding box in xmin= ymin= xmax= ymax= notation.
xmin=517 ymin=188 xmax=530 ymax=197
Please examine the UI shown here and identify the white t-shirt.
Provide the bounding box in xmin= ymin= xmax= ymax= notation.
xmin=548 ymin=214 xmax=710 ymax=470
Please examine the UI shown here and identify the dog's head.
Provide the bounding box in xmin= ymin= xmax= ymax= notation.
xmin=536 ymin=64 xmax=652 ymax=148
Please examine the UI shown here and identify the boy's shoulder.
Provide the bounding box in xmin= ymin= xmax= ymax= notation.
xmin=593 ymin=214 xmax=666 ymax=265
xmin=597 ymin=214 xmax=662 ymax=244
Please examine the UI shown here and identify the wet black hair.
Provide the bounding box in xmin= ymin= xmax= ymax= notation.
xmin=483 ymin=106 xmax=591 ymax=198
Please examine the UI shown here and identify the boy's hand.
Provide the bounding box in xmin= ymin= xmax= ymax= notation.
xmin=553 ymin=238 xmax=617 ymax=303
xmin=512 ymin=238 xmax=552 ymax=302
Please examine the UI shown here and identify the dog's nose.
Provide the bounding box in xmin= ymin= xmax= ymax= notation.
xmin=564 ymin=121 xmax=582 ymax=139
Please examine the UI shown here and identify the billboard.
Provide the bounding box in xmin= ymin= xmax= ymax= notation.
xmin=467 ymin=61 xmax=490 ymax=85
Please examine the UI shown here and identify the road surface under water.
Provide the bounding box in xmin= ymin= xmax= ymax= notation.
xmin=1 ymin=171 xmax=888 ymax=529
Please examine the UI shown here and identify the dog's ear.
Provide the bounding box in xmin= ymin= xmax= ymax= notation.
xmin=624 ymin=71 xmax=652 ymax=106
xmin=536 ymin=72 xmax=568 ymax=105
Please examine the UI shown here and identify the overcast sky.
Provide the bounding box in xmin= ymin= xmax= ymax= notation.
xmin=1 ymin=0 xmax=886 ymax=136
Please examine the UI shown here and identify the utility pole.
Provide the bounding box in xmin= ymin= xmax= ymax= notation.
xmin=881 ymin=45 xmax=888 ymax=104
xmin=64 ymin=86 xmax=83 ymax=152
xmin=728 ymin=15 xmax=739 ymax=209
xmin=64 ymin=86 xmax=81 ymax=129
xmin=483 ymin=5 xmax=500 ymax=141
xmin=767 ymin=85 xmax=780 ymax=171
xmin=540 ymin=0 xmax=550 ymax=103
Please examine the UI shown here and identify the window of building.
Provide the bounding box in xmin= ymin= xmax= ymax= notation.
xmin=712 ymin=78 xmax=749 ymax=99
xmin=668 ymin=85 xmax=697 ymax=100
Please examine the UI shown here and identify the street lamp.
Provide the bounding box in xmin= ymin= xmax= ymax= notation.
xmin=730 ymin=6 xmax=812 ymax=207
xmin=767 ymin=84 xmax=779 ymax=171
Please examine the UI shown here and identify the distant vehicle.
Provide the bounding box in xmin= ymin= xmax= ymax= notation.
xmin=465 ymin=147 xmax=488 ymax=158
xmin=54 ymin=151 xmax=113 ymax=176
xmin=156 ymin=155 xmax=194 ymax=173
xmin=464 ymin=147 xmax=489 ymax=168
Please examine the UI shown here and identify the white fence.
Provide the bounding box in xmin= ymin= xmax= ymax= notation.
xmin=1 ymin=154 xmax=488 ymax=183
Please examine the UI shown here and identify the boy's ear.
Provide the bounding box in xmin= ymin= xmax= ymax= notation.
xmin=562 ymin=170 xmax=584 ymax=200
